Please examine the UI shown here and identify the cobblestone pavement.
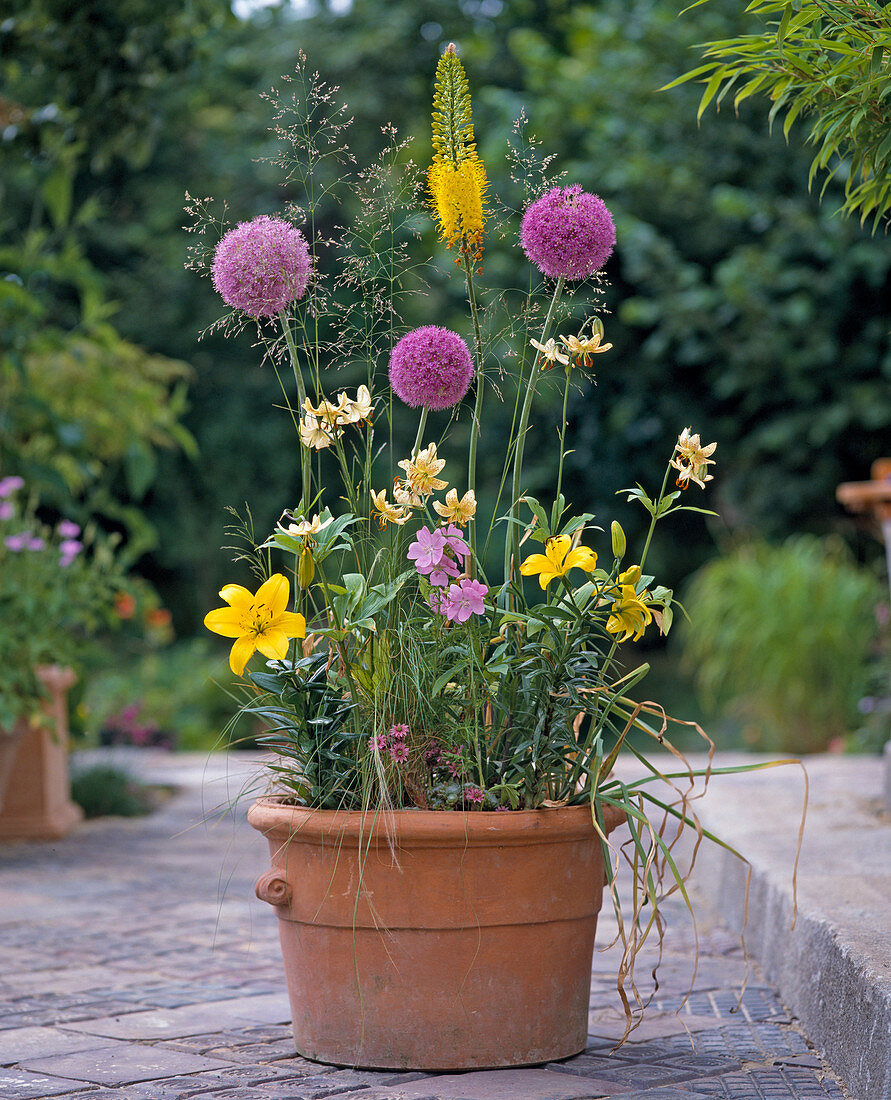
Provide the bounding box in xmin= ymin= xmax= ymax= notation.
xmin=0 ymin=768 xmax=851 ymax=1100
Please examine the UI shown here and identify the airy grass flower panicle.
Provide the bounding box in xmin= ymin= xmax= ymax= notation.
xmin=428 ymin=44 xmax=487 ymax=257
xmin=521 ymin=186 xmax=616 ymax=281
xmin=212 ymin=215 xmax=311 ymax=318
xmin=204 ymin=573 xmax=306 ymax=675
xmin=389 ymin=326 xmax=474 ymax=410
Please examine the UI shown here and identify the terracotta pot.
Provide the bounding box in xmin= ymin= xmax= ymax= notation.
xmin=0 ymin=720 xmax=27 ymax=812
xmin=0 ymin=666 xmax=82 ymax=840
xmin=248 ymin=798 xmax=625 ymax=1071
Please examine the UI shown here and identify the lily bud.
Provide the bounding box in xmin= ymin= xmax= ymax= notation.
xmin=611 ymin=521 xmax=626 ymax=560
xmin=298 ymin=547 xmax=315 ymax=589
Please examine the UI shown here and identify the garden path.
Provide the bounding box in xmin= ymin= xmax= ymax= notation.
xmin=0 ymin=752 xmax=857 ymax=1100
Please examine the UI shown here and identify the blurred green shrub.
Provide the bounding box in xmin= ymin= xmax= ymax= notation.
xmin=80 ymin=638 xmax=252 ymax=752
xmin=70 ymin=766 xmax=154 ymax=818
xmin=679 ymin=536 xmax=883 ymax=753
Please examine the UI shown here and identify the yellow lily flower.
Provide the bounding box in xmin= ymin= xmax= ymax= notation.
xmin=520 ymin=534 xmax=598 ymax=589
xmin=204 ymin=573 xmax=306 ymax=676
xmin=605 ymin=585 xmax=653 ymax=643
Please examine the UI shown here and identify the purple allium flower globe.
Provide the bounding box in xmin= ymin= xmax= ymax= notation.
xmin=520 ymin=185 xmax=616 ymax=281
xmin=212 ymin=215 xmax=311 ymax=318
xmin=389 ymin=325 xmax=474 ymax=410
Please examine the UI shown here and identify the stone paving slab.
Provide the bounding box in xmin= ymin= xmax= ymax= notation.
xmin=65 ymin=992 xmax=291 ymax=1039
xmin=19 ymin=1041 xmax=237 ymax=1085
xmin=0 ymin=752 xmax=857 ymax=1100
xmin=342 ymin=1067 xmax=628 ymax=1098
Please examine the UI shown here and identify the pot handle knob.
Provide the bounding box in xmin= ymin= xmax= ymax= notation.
xmin=255 ymin=870 xmax=291 ymax=907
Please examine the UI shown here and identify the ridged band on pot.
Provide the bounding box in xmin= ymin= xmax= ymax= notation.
xmin=248 ymin=798 xmax=624 ymax=1071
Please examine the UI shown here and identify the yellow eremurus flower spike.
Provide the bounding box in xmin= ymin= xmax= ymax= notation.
xmin=428 ymin=44 xmax=487 ymax=256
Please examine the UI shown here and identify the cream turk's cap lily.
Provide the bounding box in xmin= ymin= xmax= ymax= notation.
xmin=671 ymin=428 xmax=717 ymax=489
xmin=433 ymin=487 xmax=477 ymax=524
xmin=520 ymin=534 xmax=598 ymax=589
xmin=204 ymin=573 xmax=306 ymax=676
xmin=398 ymin=443 xmax=447 ymax=497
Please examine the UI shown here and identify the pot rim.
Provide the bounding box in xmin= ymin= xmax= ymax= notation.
xmin=247 ymin=795 xmax=624 ymax=847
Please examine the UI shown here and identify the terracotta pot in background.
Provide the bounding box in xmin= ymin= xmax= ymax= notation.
xmin=0 ymin=720 xmax=27 ymax=812
xmin=248 ymin=798 xmax=624 ymax=1071
xmin=0 ymin=665 xmax=83 ymax=841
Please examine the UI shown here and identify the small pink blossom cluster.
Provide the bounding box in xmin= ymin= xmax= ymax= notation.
xmin=368 ymin=723 xmax=410 ymax=764
xmin=57 ymin=520 xmax=83 ymax=568
xmin=407 ymin=524 xmax=468 ymax=586
xmin=425 ymin=740 xmax=463 ymax=777
xmin=406 ymin=525 xmax=489 ymax=623
xmin=430 ymin=578 xmax=488 ymax=624
xmin=0 ymin=477 xmax=83 ymax=567
xmin=0 ymin=475 xmax=23 ymax=522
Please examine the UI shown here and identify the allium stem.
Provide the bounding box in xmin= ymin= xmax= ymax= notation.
xmin=279 ymin=310 xmax=311 ymax=509
xmin=462 ymin=250 xmax=485 ymax=569
xmin=554 ymin=364 xmax=572 ymax=519
xmin=506 ymin=277 xmax=565 ymax=592
xmin=411 ymin=407 xmax=429 ymax=460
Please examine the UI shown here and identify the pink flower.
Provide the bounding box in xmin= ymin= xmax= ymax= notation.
xmin=59 ymin=539 xmax=83 ymax=567
xmin=463 ymin=785 xmax=484 ymax=804
xmin=390 ymin=741 xmax=409 ymax=764
xmin=212 ymin=215 xmax=311 ymax=318
xmin=389 ymin=724 xmax=409 ymax=742
xmin=4 ymin=533 xmax=29 ymax=552
xmin=442 ymin=525 xmax=470 ymax=561
xmin=26 ymin=537 xmax=45 ymax=551
xmin=407 ymin=526 xmax=448 ymax=575
xmin=58 ymin=520 xmax=81 ymax=539
xmin=521 ymin=185 xmax=615 ymax=280
xmin=0 ymin=476 xmax=24 ymax=499
xmin=441 ymin=579 xmax=488 ymax=623
xmin=0 ymin=502 xmax=12 ymax=521
xmin=368 ymin=732 xmax=387 ymax=752
xmin=389 ymin=326 xmax=474 ymax=410
xmin=428 ymin=554 xmax=461 ymax=588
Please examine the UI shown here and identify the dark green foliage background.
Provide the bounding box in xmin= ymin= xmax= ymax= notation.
xmin=2 ymin=0 xmax=889 ymax=632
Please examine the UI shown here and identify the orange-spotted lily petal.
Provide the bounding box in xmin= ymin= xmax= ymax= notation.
xmin=519 ymin=534 xmax=598 ymax=589
xmin=204 ymin=572 xmax=306 ymax=676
